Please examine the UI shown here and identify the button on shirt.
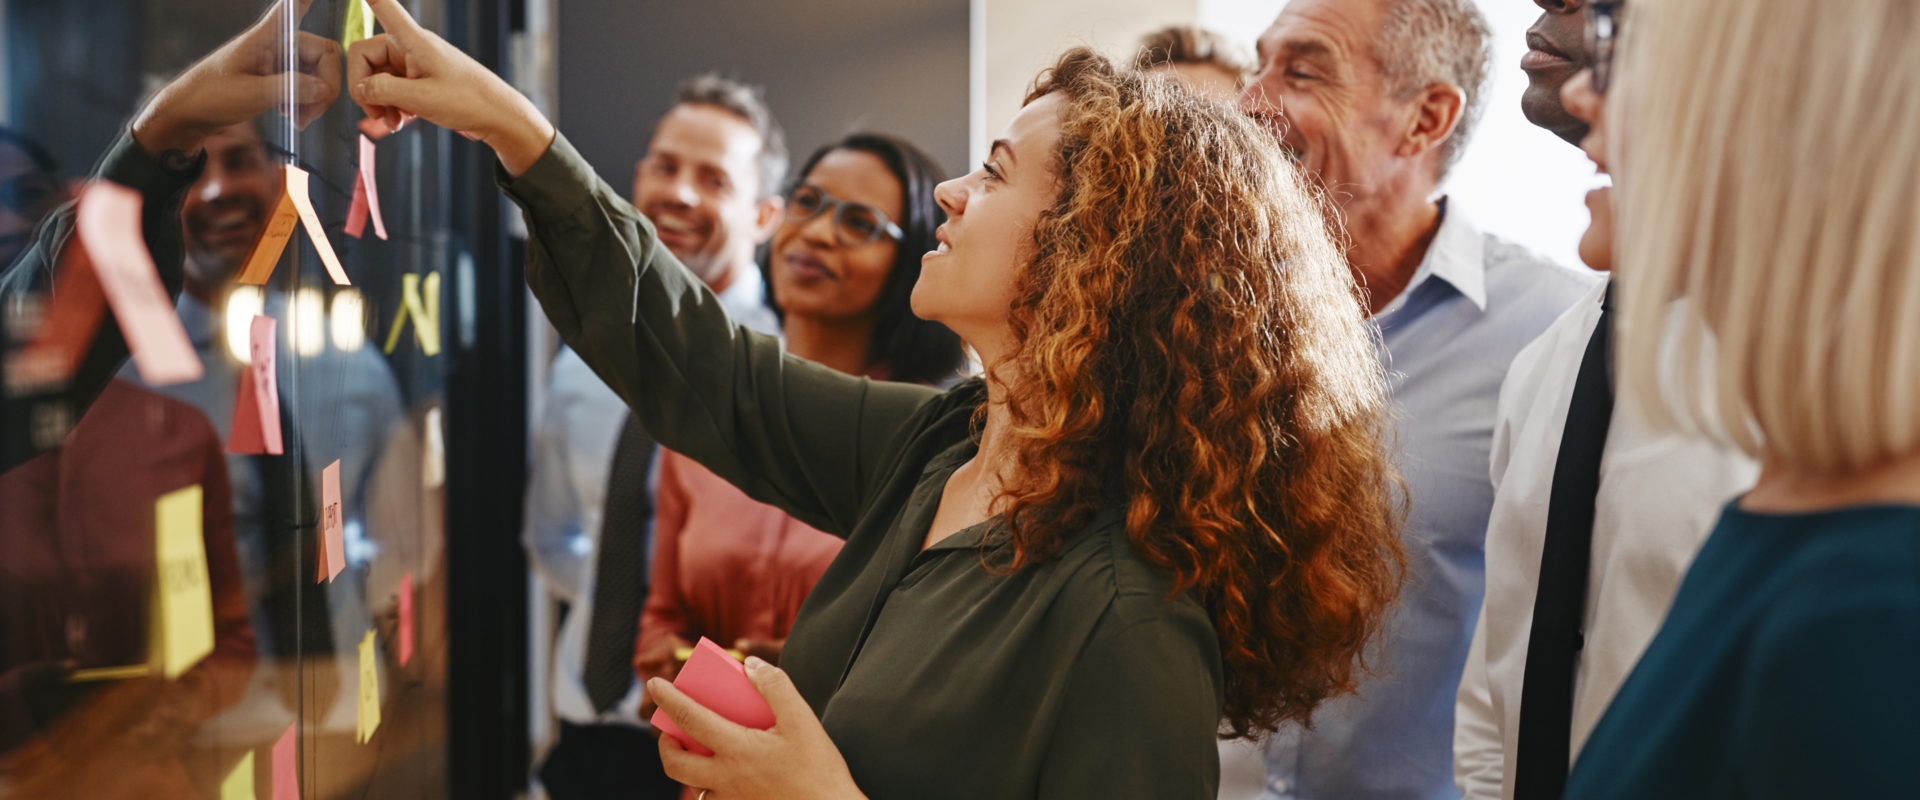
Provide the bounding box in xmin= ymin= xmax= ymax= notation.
xmin=1453 ymin=279 xmax=1759 ymax=800
xmin=522 ymin=264 xmax=777 ymax=727
xmin=1227 ymin=201 xmax=1598 ymax=800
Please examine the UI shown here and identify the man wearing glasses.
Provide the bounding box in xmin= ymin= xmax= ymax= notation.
xmin=523 ymin=74 xmax=785 ymax=800
xmin=1453 ymin=3 xmax=1758 ymax=799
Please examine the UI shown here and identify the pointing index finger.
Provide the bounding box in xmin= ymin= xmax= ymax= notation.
xmin=365 ymin=0 xmax=425 ymax=44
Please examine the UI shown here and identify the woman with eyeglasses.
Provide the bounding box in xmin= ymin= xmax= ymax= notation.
xmin=345 ymin=0 xmax=1404 ymax=795
xmin=1556 ymin=0 xmax=1920 ymax=797
xmin=631 ymin=135 xmax=965 ymax=767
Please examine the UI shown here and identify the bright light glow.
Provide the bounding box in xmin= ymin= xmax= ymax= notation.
xmin=290 ymin=288 xmax=326 ymax=357
xmin=330 ymin=288 xmax=367 ymax=352
xmin=224 ymin=285 xmax=264 ymax=364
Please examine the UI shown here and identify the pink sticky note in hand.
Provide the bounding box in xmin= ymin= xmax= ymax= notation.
xmin=272 ymin=723 xmax=299 ymax=800
xmin=76 ymin=182 xmax=203 ymax=385
xmin=321 ymin=460 xmax=344 ymax=582
xmin=228 ymin=315 xmax=282 ymax=455
xmin=345 ymin=135 xmax=388 ymax=240
xmin=398 ymin=572 xmax=414 ymax=666
xmin=649 ymin=637 xmax=775 ymax=756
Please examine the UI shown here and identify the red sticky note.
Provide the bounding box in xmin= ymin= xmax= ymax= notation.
xmin=13 ymin=245 xmax=106 ymax=390
xmin=228 ymin=315 xmax=282 ymax=455
xmin=271 ymin=723 xmax=299 ymax=800
xmin=398 ymin=572 xmax=414 ymax=666
xmin=321 ymin=460 xmax=344 ymax=582
xmin=344 ymin=135 xmax=388 ymax=241
xmin=76 ymin=182 xmax=204 ymax=385
xmin=649 ymin=637 xmax=776 ymax=756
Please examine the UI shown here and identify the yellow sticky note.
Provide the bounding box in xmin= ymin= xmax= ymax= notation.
xmin=382 ymin=272 xmax=441 ymax=356
xmin=155 ymin=485 xmax=214 ymax=679
xmin=342 ymin=0 xmax=372 ymax=49
xmin=356 ymin=630 xmax=381 ymax=743
xmin=220 ymin=750 xmax=256 ymax=800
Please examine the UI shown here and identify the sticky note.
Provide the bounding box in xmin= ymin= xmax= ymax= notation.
xmin=321 ymin=460 xmax=344 ymax=582
xmin=75 ymin=183 xmax=204 ymax=385
xmin=220 ymin=750 xmax=256 ymax=800
xmin=398 ymin=572 xmax=414 ymax=666
xmin=381 ymin=272 xmax=441 ymax=356
xmin=356 ymin=630 xmax=381 ymax=743
xmin=344 ymin=135 xmax=388 ymax=241
xmin=422 ymin=406 xmax=444 ymax=489
xmin=271 ymin=724 xmax=299 ymax=800
xmin=341 ymin=0 xmax=372 ymax=49
xmin=649 ymin=637 xmax=775 ymax=756
xmin=674 ymin=646 xmax=744 ymax=662
xmin=155 ymin=485 xmax=214 ymax=679
xmin=13 ymin=244 xmax=107 ymax=390
xmin=358 ymin=117 xmax=393 ymax=141
xmin=228 ymin=315 xmax=283 ymax=455
xmin=237 ymin=166 xmax=350 ymax=286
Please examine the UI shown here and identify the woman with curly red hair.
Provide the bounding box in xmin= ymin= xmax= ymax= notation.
xmin=345 ymin=1 xmax=1403 ymax=796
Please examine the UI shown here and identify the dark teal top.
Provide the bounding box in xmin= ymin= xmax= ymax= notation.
xmin=1564 ymin=502 xmax=1920 ymax=799
xmin=500 ymin=133 xmax=1223 ymax=799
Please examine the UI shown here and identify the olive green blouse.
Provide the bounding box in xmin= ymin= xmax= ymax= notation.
xmin=502 ymin=133 xmax=1223 ymax=799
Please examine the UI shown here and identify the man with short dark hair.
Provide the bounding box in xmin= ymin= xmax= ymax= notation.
xmin=1221 ymin=1 xmax=1597 ymax=798
xmin=524 ymin=72 xmax=783 ymax=800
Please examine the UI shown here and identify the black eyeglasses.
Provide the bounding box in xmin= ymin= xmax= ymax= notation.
xmin=1586 ymin=0 xmax=1625 ymax=94
xmin=784 ymin=184 xmax=902 ymax=247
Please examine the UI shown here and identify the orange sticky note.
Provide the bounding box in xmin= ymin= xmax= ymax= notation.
xmin=237 ymin=166 xmax=350 ymax=286
xmin=271 ymin=723 xmax=299 ymax=800
xmin=228 ymin=316 xmax=282 ymax=455
xmin=398 ymin=572 xmax=414 ymax=666
xmin=11 ymin=245 xmax=106 ymax=391
xmin=76 ymin=183 xmax=203 ymax=385
xmin=345 ymin=135 xmax=387 ymax=241
xmin=649 ymin=637 xmax=775 ymax=756
xmin=321 ymin=460 xmax=344 ymax=582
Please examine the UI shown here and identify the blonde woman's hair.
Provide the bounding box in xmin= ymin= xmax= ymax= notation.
xmin=1614 ymin=0 xmax=1920 ymax=475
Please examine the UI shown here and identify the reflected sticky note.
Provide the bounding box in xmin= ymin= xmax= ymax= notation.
xmin=422 ymin=406 xmax=444 ymax=489
xmin=356 ymin=630 xmax=381 ymax=743
xmin=272 ymin=724 xmax=299 ymax=800
xmin=398 ymin=572 xmax=414 ymax=666
xmin=237 ymin=166 xmax=350 ymax=286
xmin=228 ymin=315 xmax=283 ymax=455
xmin=155 ymin=485 xmax=214 ymax=679
xmin=381 ymin=272 xmax=441 ymax=356
xmin=649 ymin=637 xmax=775 ymax=756
xmin=220 ymin=750 xmax=256 ymax=800
xmin=344 ymin=135 xmax=388 ymax=241
xmin=321 ymin=460 xmax=345 ymax=582
xmin=76 ymin=183 xmax=204 ymax=385
xmin=13 ymin=242 xmax=107 ymax=391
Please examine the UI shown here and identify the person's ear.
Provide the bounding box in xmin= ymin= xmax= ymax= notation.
xmin=1398 ymin=82 xmax=1466 ymax=164
xmin=753 ymin=194 xmax=784 ymax=244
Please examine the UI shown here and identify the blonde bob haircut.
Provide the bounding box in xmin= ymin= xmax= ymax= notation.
xmin=1614 ymin=0 xmax=1920 ymax=474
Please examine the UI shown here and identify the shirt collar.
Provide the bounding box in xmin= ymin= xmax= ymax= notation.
xmin=717 ymin=261 xmax=767 ymax=310
xmin=1375 ymin=197 xmax=1488 ymax=317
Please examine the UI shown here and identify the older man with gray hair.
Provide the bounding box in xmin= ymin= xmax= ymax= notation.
xmin=1217 ymin=1 xmax=1598 ymax=798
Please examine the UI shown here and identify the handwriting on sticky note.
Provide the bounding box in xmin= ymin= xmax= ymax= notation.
xmin=238 ymin=166 xmax=350 ymax=286
xmin=228 ymin=315 xmax=283 ymax=455
xmin=650 ymin=637 xmax=776 ymax=756
xmin=155 ymin=485 xmax=214 ymax=679
xmin=398 ymin=572 xmax=415 ymax=666
xmin=322 ymin=460 xmax=345 ymax=582
xmin=76 ymin=182 xmax=204 ymax=385
xmin=220 ymin=750 xmax=256 ymax=800
xmin=356 ymin=630 xmax=381 ymax=743
xmin=382 ymin=272 xmax=441 ymax=356
xmin=272 ymin=724 xmax=299 ymax=800
xmin=346 ymin=135 xmax=389 ymax=241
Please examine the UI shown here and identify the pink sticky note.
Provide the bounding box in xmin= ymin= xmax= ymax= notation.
xmin=284 ymin=167 xmax=351 ymax=286
xmin=228 ymin=315 xmax=283 ymax=455
xmin=321 ymin=460 xmax=344 ymax=582
xmin=358 ymin=117 xmax=393 ymax=140
xmin=398 ymin=572 xmax=414 ymax=666
xmin=75 ymin=182 xmax=203 ymax=385
xmin=649 ymin=637 xmax=776 ymax=756
xmin=272 ymin=723 xmax=299 ymax=800
xmin=345 ymin=135 xmax=388 ymax=241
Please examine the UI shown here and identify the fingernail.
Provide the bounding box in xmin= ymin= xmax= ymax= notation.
xmin=354 ymin=81 xmax=367 ymax=98
xmin=744 ymin=656 xmax=768 ymax=671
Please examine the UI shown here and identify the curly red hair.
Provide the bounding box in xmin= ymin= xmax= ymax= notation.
xmin=992 ymin=48 xmax=1406 ymax=738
